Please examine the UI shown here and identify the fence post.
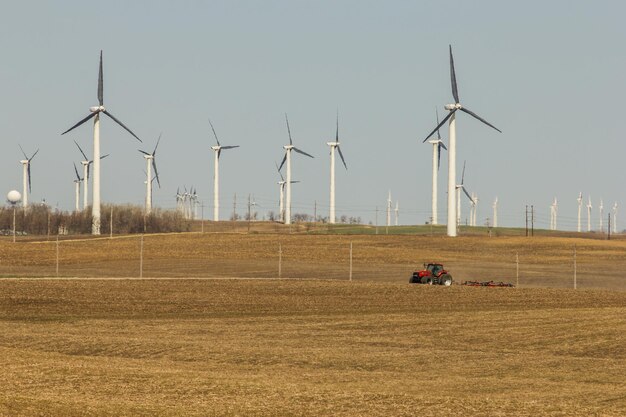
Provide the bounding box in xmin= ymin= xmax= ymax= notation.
xmin=56 ymin=234 xmax=59 ymax=277
xmin=515 ymin=252 xmax=519 ymax=288
xmin=349 ymin=242 xmax=353 ymax=281
xmin=140 ymin=234 xmax=144 ymax=278
xmin=278 ymin=243 xmax=282 ymax=278
xmin=573 ymin=245 xmax=577 ymax=289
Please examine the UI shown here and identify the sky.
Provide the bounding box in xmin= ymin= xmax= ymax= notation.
xmin=1 ymin=1 xmax=625 ymax=230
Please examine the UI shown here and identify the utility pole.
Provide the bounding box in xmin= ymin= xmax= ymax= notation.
xmin=247 ymin=194 xmax=251 ymax=233
xmin=201 ymin=202 xmax=205 ymax=233
xmin=110 ymin=207 xmax=113 ymax=239
xmin=314 ymin=200 xmax=317 ymax=222
xmin=573 ymin=245 xmax=577 ymax=289
xmin=608 ymin=214 xmax=611 ymax=240
xmin=516 ymin=252 xmax=519 ymax=288
xmin=233 ymin=193 xmax=237 ymax=231
xmin=349 ymin=242 xmax=353 ymax=281
xmin=531 ymin=205 xmax=534 ymax=236
xmin=375 ymin=206 xmax=379 ymax=235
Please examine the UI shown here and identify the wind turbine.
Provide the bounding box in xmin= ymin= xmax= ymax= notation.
xmin=138 ymin=135 xmax=161 ymax=215
xmin=587 ymin=197 xmax=593 ymax=232
xmin=550 ymin=198 xmax=558 ymax=230
xmin=327 ymin=111 xmax=347 ymax=224
xmin=426 ymin=110 xmax=447 ymax=225
xmin=470 ymin=192 xmax=478 ymax=227
xmin=613 ymin=202 xmax=618 ymax=233
xmin=278 ymin=114 xmax=314 ymax=225
xmin=208 ymin=119 xmax=240 ymax=221
xmin=395 ymin=201 xmax=399 ymax=226
xmin=73 ymin=163 xmax=82 ymax=212
xmin=455 ymin=161 xmax=473 ymax=226
xmin=18 ymin=145 xmax=39 ymax=209
xmin=276 ymin=162 xmax=299 ymax=223
xmin=492 ymin=197 xmax=498 ymax=228
xmin=386 ymin=191 xmax=392 ymax=227
xmin=74 ymin=140 xmax=109 ymax=211
xmin=577 ymin=192 xmax=583 ymax=232
xmin=599 ymin=199 xmax=604 ymax=232
xmin=423 ymin=45 xmax=501 ymax=237
xmin=62 ymin=50 xmax=141 ymax=235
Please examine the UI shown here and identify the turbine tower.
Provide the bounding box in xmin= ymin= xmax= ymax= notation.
xmin=62 ymin=50 xmax=141 ymax=235
xmin=492 ymin=197 xmax=498 ymax=228
xmin=587 ymin=197 xmax=592 ymax=232
xmin=278 ymin=114 xmax=314 ymax=225
xmin=426 ymin=110 xmax=447 ymax=225
xmin=276 ymin=162 xmax=299 ymax=223
xmin=470 ymin=192 xmax=478 ymax=227
xmin=455 ymin=161 xmax=473 ymax=226
xmin=74 ymin=140 xmax=109 ymax=211
xmin=599 ymin=199 xmax=604 ymax=232
xmin=550 ymin=197 xmax=558 ymax=230
xmin=386 ymin=191 xmax=392 ymax=227
xmin=395 ymin=201 xmax=399 ymax=226
xmin=613 ymin=202 xmax=618 ymax=233
xmin=327 ymin=111 xmax=347 ymax=224
xmin=138 ymin=135 xmax=161 ymax=215
xmin=209 ymin=119 xmax=240 ymax=221
xmin=423 ymin=45 xmax=501 ymax=237
xmin=73 ymin=163 xmax=82 ymax=212
xmin=577 ymin=192 xmax=583 ymax=232
xmin=18 ymin=145 xmax=39 ymax=209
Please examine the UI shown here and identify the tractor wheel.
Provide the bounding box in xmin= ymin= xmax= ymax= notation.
xmin=409 ymin=275 xmax=419 ymax=284
xmin=421 ymin=276 xmax=433 ymax=285
xmin=440 ymin=274 xmax=453 ymax=286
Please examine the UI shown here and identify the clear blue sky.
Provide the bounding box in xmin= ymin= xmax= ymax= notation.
xmin=1 ymin=1 xmax=625 ymax=230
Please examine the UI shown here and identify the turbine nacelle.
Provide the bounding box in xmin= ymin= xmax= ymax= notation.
xmin=20 ymin=160 xmax=29 ymax=165
xmin=211 ymin=145 xmax=221 ymax=151
xmin=445 ymin=103 xmax=462 ymax=110
xmin=89 ymin=105 xmax=105 ymax=113
xmin=283 ymin=144 xmax=294 ymax=150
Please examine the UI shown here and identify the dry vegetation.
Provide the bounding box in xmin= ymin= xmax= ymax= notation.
xmin=1 ymin=230 xmax=625 ymax=415
xmin=0 ymin=279 xmax=625 ymax=416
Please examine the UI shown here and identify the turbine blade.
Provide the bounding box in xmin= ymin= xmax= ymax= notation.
xmin=437 ymin=146 xmax=441 ymax=170
xmin=221 ymin=145 xmax=240 ymax=150
xmin=462 ymin=186 xmax=473 ymax=203
xmin=278 ymin=152 xmax=287 ymax=171
xmin=293 ymin=147 xmax=314 ymax=158
xmin=62 ymin=112 xmax=97 ymax=135
xmin=461 ymin=160 xmax=466 ymax=185
xmin=29 ymin=149 xmax=39 ymax=161
xmin=98 ymin=50 xmax=103 ymax=106
xmin=138 ymin=149 xmax=150 ymax=156
xmin=18 ymin=144 xmax=28 ymax=159
xmin=152 ymin=159 xmax=160 ymax=188
xmin=275 ymin=161 xmax=285 ymax=181
xmin=336 ymin=145 xmax=347 ymax=169
xmin=87 ymin=164 xmax=91 ymax=180
xmin=285 ymin=113 xmax=293 ymax=145
xmin=27 ymin=164 xmax=32 ymax=193
xmin=290 ymin=180 xmax=300 ymax=183
xmin=100 ymin=154 xmax=110 ymax=160
xmin=74 ymin=162 xmax=81 ymax=181
xmin=435 ymin=108 xmax=441 ymax=140
xmin=153 ymin=133 xmax=162 ymax=155
xmin=423 ymin=109 xmax=455 ymax=142
xmin=217 ymin=148 xmax=222 ymax=159
xmin=459 ymin=107 xmax=502 ymax=133
xmin=450 ymin=45 xmax=459 ymax=103
xmin=74 ymin=140 xmax=89 ymax=160
xmin=439 ymin=142 xmax=447 ymax=151
xmin=102 ymin=110 xmax=142 ymax=142
xmin=208 ymin=119 xmax=220 ymax=146
xmin=336 ymin=109 xmax=339 ymax=142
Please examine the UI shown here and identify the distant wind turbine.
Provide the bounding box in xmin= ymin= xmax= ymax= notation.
xmin=278 ymin=114 xmax=314 ymax=225
xmin=455 ymin=161 xmax=473 ymax=226
xmin=275 ymin=162 xmax=299 ymax=223
xmin=74 ymin=140 xmax=109 ymax=211
xmin=492 ymin=197 xmax=498 ymax=228
xmin=386 ymin=191 xmax=392 ymax=227
xmin=423 ymin=45 xmax=501 ymax=237
xmin=18 ymin=145 xmax=39 ymax=209
xmin=426 ymin=109 xmax=447 ymax=225
xmin=577 ymin=192 xmax=583 ymax=232
xmin=613 ymin=202 xmax=618 ymax=233
xmin=62 ymin=50 xmax=141 ymax=235
xmin=599 ymin=199 xmax=604 ymax=232
xmin=395 ymin=201 xmax=399 ymax=226
xmin=587 ymin=197 xmax=593 ymax=232
xmin=327 ymin=111 xmax=347 ymax=224
xmin=73 ymin=163 xmax=82 ymax=212
xmin=209 ymin=119 xmax=239 ymax=221
xmin=138 ymin=135 xmax=162 ymax=215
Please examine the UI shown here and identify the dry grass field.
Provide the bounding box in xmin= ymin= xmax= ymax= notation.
xmin=1 ymin=230 xmax=625 ymax=415
xmin=0 ymin=279 xmax=625 ymax=416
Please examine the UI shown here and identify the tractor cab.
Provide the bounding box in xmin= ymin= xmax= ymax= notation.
xmin=409 ymin=263 xmax=453 ymax=285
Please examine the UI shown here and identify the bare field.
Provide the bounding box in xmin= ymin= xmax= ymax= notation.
xmin=0 ymin=279 xmax=625 ymax=416
xmin=1 ymin=232 xmax=626 ymax=289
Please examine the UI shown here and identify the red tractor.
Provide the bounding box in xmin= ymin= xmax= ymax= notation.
xmin=409 ymin=263 xmax=453 ymax=286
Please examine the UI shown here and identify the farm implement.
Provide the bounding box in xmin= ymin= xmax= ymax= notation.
xmin=462 ymin=280 xmax=514 ymax=287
